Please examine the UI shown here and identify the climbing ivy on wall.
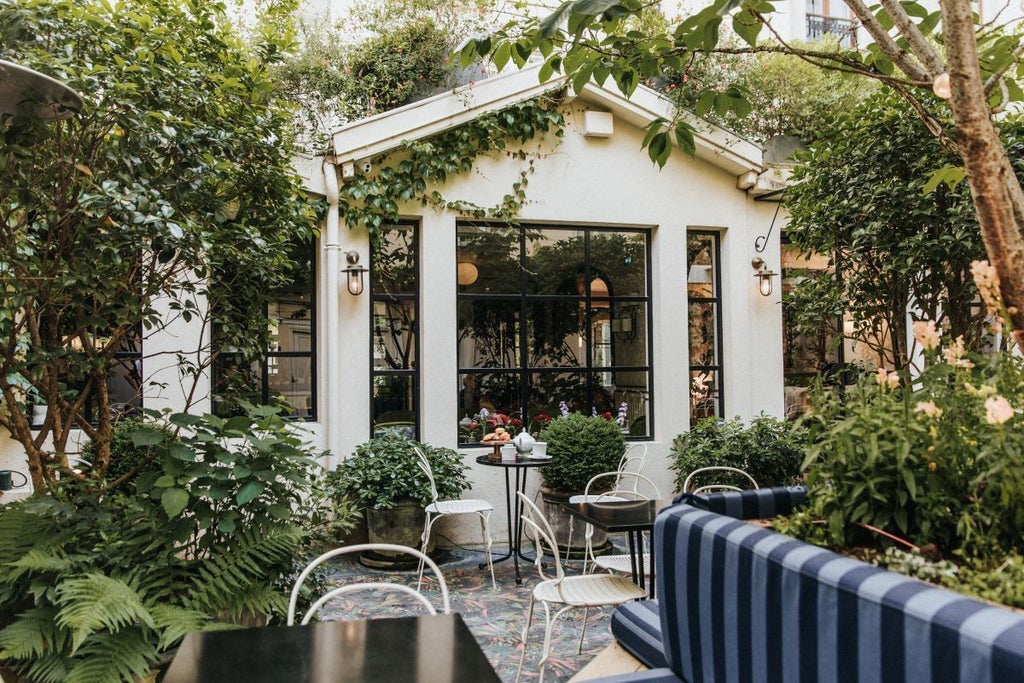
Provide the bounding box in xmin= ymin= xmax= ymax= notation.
xmin=337 ymin=92 xmax=566 ymax=242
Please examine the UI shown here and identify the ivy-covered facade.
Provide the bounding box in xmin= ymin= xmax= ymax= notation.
xmin=292 ymin=64 xmax=785 ymax=532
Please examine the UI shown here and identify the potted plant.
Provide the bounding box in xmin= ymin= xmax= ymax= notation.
xmin=537 ymin=412 xmax=625 ymax=552
xmin=334 ymin=430 xmax=470 ymax=567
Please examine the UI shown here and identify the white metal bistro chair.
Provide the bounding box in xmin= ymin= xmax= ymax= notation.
xmin=414 ymin=446 xmax=496 ymax=589
xmin=682 ymin=466 xmax=759 ymax=495
xmin=579 ymin=472 xmax=662 ymax=577
xmin=515 ymin=491 xmax=646 ymax=683
xmin=563 ymin=442 xmax=649 ymax=553
xmin=287 ymin=543 xmax=450 ymax=626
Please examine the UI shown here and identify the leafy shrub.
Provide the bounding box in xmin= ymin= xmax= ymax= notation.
xmin=0 ymin=404 xmax=321 ymax=682
xmin=80 ymin=417 xmax=174 ymax=484
xmin=669 ymin=415 xmax=806 ymax=492
xmin=799 ymin=322 xmax=1024 ymax=558
xmin=537 ymin=413 xmax=625 ymax=493
xmin=334 ymin=430 xmax=469 ymax=510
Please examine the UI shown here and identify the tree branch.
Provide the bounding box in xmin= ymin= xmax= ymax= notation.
xmin=877 ymin=0 xmax=946 ymax=75
xmin=842 ymin=0 xmax=932 ymax=82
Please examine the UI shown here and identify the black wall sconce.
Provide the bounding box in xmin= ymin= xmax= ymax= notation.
xmin=611 ymin=304 xmax=638 ymax=341
xmin=342 ymin=250 xmax=368 ymax=296
xmin=751 ymin=256 xmax=778 ymax=297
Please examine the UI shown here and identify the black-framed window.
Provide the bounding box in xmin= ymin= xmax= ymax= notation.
xmin=781 ymin=237 xmax=844 ymax=418
xmin=687 ymin=231 xmax=723 ymax=421
xmin=371 ymin=222 xmax=419 ymax=439
xmin=212 ymin=237 xmax=317 ymax=419
xmin=456 ymin=222 xmax=652 ymax=445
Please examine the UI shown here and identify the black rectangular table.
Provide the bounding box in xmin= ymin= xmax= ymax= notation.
xmin=560 ymin=498 xmax=668 ymax=598
xmin=162 ymin=613 xmax=501 ymax=683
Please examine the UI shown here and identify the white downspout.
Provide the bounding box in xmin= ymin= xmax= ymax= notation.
xmin=322 ymin=157 xmax=342 ymax=463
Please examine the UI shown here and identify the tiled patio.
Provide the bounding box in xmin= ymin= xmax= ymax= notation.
xmin=317 ymin=545 xmax=621 ymax=682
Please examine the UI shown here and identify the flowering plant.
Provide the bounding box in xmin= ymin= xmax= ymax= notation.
xmin=798 ymin=261 xmax=1024 ymax=559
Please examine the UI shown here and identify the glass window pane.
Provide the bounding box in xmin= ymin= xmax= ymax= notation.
xmin=590 ymin=232 xmax=647 ymax=297
xmin=525 ymin=228 xmax=585 ymax=296
xmin=609 ymin=303 xmax=647 ymax=365
xmin=688 ymin=301 xmax=718 ymax=366
xmin=525 ymin=371 xmax=585 ymax=423
xmin=373 ymin=299 xmax=417 ymax=371
xmin=457 ymin=224 xmax=521 ymax=294
xmin=373 ymin=375 xmax=416 ymax=438
xmin=268 ymin=356 xmax=313 ymax=418
xmin=691 ymin=369 xmax=720 ymax=421
xmin=525 ymin=300 xmax=585 ymax=367
xmin=373 ymin=224 xmax=416 ymax=295
xmin=457 ymin=299 xmax=520 ymax=369
xmin=611 ymin=379 xmax=650 ymax=437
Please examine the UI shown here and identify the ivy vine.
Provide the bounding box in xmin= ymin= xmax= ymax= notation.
xmin=337 ymin=91 xmax=566 ymax=242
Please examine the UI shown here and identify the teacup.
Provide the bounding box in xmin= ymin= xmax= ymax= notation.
xmin=500 ymin=444 xmax=517 ymax=461
xmin=532 ymin=442 xmax=548 ymax=457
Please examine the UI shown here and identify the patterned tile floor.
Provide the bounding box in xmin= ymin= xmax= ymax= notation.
xmin=318 ymin=545 xmax=617 ymax=683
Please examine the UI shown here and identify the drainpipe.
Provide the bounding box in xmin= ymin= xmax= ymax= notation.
xmin=322 ymin=157 xmax=342 ymax=464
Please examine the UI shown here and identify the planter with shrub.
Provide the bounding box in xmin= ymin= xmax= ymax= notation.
xmin=669 ymin=414 xmax=806 ymax=492
xmin=333 ymin=430 xmax=470 ymax=568
xmin=536 ymin=412 xmax=626 ymax=552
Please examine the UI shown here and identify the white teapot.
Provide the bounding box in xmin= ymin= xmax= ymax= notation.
xmin=513 ymin=429 xmax=535 ymax=454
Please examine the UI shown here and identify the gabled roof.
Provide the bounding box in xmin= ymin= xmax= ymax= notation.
xmin=326 ymin=63 xmax=763 ymax=179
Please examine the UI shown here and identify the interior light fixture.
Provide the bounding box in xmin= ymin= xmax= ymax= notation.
xmin=342 ymin=250 xmax=368 ymax=296
xmin=750 ymin=256 xmax=778 ymax=297
xmin=457 ymin=261 xmax=479 ymax=286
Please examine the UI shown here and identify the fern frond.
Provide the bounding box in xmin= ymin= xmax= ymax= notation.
xmin=0 ymin=506 xmax=57 ymax=563
xmin=0 ymin=607 xmax=67 ymax=658
xmin=24 ymin=652 xmax=72 ymax=683
xmin=149 ymin=604 xmax=214 ymax=651
xmin=54 ymin=574 xmax=155 ymax=653
xmin=65 ymin=628 xmax=158 ymax=683
xmin=7 ymin=548 xmax=72 ymax=574
xmin=188 ymin=527 xmax=301 ymax=613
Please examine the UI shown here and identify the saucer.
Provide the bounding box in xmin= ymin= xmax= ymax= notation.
xmin=526 ymin=453 xmax=552 ymax=460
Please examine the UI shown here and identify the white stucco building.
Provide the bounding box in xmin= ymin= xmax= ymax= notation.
xmin=0 ymin=65 xmax=787 ymax=543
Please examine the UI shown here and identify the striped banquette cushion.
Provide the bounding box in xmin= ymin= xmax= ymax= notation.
xmin=612 ymin=487 xmax=809 ymax=672
xmin=672 ymin=485 xmax=808 ymax=521
xmin=655 ymin=504 xmax=1024 ymax=682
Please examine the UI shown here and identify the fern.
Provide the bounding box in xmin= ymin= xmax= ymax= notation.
xmin=188 ymin=527 xmax=301 ymax=614
xmin=0 ymin=607 xmax=67 ymax=658
xmin=65 ymin=628 xmax=157 ymax=683
xmin=149 ymin=604 xmax=216 ymax=651
xmin=54 ymin=574 xmax=155 ymax=653
xmin=23 ymin=652 xmax=71 ymax=683
xmin=7 ymin=548 xmax=72 ymax=574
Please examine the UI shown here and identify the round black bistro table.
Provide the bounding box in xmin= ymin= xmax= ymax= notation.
xmin=475 ymin=453 xmax=551 ymax=584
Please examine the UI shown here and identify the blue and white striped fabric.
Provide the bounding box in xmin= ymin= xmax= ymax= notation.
xmin=655 ymin=504 xmax=1024 ymax=683
xmin=611 ymin=599 xmax=670 ymax=669
xmin=672 ymin=485 xmax=808 ymax=520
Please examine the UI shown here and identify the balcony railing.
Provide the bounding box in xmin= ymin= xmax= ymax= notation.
xmin=806 ymin=14 xmax=858 ymax=47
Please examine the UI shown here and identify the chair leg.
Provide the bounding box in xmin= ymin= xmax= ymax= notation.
xmin=578 ymin=606 xmax=589 ymax=653
xmin=515 ymin=597 xmax=536 ymax=683
xmin=417 ymin=513 xmax=436 ymax=591
xmin=479 ymin=512 xmax=496 ymax=589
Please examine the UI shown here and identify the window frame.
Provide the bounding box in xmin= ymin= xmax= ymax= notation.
xmin=687 ymin=230 xmax=725 ymax=421
xmin=456 ymin=222 xmax=653 ymax=443
xmin=369 ymin=221 xmax=420 ymax=440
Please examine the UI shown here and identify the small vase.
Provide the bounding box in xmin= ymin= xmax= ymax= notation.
xmin=513 ymin=429 xmax=535 ymax=454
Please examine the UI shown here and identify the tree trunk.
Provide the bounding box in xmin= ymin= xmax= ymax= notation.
xmin=940 ymin=0 xmax=1024 ymax=349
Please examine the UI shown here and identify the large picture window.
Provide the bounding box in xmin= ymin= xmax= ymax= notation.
xmin=456 ymin=223 xmax=651 ymax=445
xmin=687 ymin=232 xmax=723 ymax=422
xmin=371 ymin=223 xmax=419 ymax=439
xmin=213 ymin=237 xmax=316 ymax=419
